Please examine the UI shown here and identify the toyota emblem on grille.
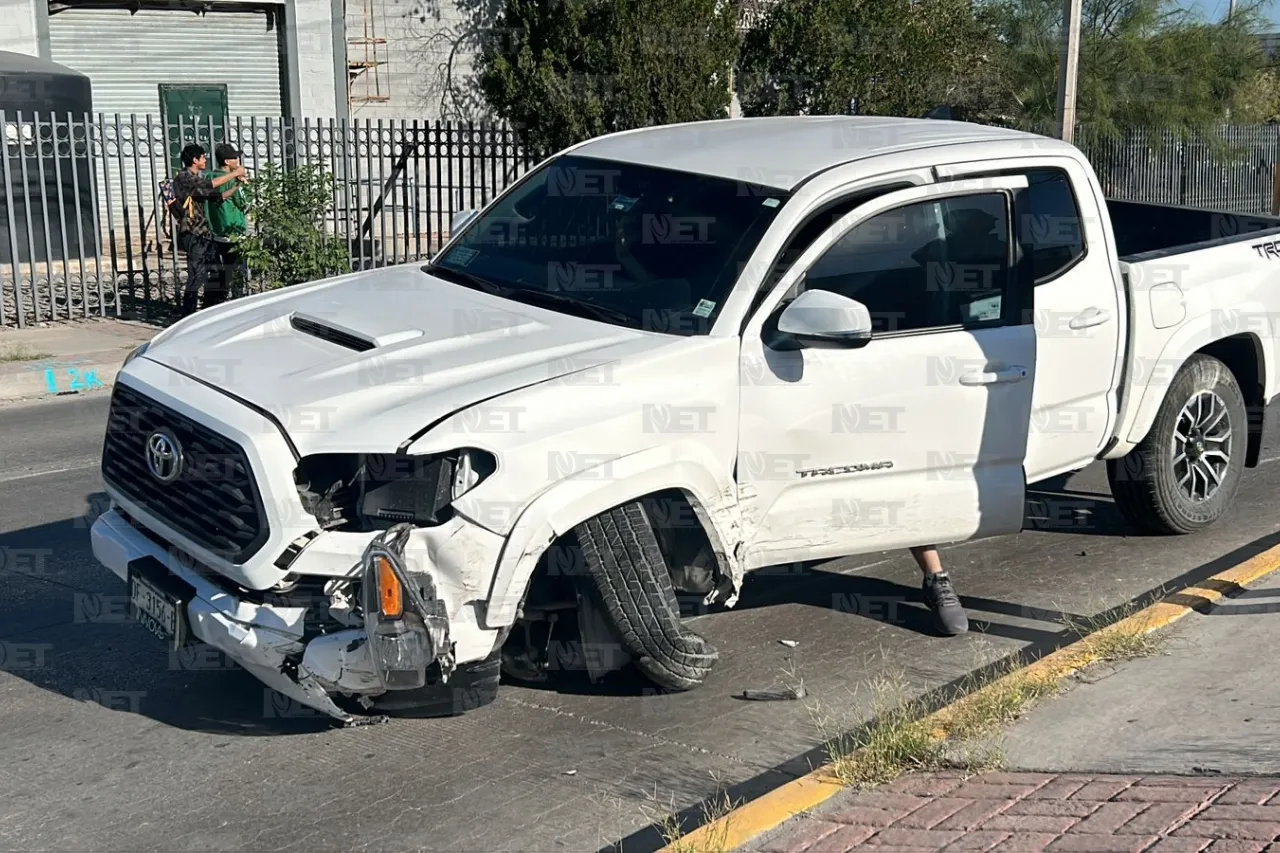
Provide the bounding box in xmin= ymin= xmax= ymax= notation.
xmin=145 ymin=429 xmax=184 ymax=484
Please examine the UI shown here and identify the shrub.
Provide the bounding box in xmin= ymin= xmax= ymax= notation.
xmin=234 ymin=162 xmax=350 ymax=290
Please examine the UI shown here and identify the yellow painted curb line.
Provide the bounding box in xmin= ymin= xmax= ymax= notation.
xmin=660 ymin=542 xmax=1280 ymax=853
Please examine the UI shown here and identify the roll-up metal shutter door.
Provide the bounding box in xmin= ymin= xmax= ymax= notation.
xmin=48 ymin=3 xmax=286 ymax=258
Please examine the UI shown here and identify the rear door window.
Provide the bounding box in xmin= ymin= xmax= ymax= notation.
xmin=1023 ymin=169 xmax=1086 ymax=283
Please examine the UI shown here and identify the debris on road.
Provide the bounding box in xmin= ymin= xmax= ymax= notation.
xmin=778 ymin=639 xmax=799 ymax=648
xmin=738 ymin=685 xmax=807 ymax=701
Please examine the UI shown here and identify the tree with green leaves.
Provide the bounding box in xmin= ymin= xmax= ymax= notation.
xmin=981 ymin=0 xmax=1269 ymax=137
xmin=476 ymin=0 xmax=740 ymax=155
xmin=735 ymin=0 xmax=1004 ymax=120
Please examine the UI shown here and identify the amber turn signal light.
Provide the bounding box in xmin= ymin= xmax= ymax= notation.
xmin=376 ymin=555 xmax=403 ymax=618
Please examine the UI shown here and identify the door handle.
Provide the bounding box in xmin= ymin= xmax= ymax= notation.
xmin=1068 ymin=307 xmax=1112 ymax=330
xmin=959 ymin=366 xmax=1029 ymax=386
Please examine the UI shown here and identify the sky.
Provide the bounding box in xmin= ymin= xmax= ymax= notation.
xmin=1185 ymin=0 xmax=1280 ymax=27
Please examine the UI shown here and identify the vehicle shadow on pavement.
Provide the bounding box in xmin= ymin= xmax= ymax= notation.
xmin=0 ymin=493 xmax=340 ymax=736
xmin=730 ymin=567 xmax=1076 ymax=646
xmin=1199 ymin=584 xmax=1280 ymax=616
xmin=1023 ymin=472 xmax=1145 ymax=538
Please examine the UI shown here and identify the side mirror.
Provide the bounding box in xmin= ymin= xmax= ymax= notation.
xmin=450 ymin=209 xmax=479 ymax=234
xmin=773 ymin=288 xmax=874 ymax=348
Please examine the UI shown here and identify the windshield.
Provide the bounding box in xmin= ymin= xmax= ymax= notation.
xmin=426 ymin=154 xmax=789 ymax=335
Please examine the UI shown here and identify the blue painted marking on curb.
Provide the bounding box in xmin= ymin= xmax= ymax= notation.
xmin=37 ymin=366 xmax=107 ymax=396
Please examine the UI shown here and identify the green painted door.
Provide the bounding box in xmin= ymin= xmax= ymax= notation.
xmin=159 ymin=84 xmax=229 ymax=172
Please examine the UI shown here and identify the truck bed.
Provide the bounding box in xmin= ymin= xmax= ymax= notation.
xmin=1107 ymin=199 xmax=1280 ymax=260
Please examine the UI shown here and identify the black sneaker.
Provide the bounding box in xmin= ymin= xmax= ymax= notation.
xmin=922 ymin=572 xmax=969 ymax=636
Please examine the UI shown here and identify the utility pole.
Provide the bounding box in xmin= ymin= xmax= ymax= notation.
xmin=1055 ymin=0 xmax=1084 ymax=143
xmin=1228 ymin=0 xmax=1236 ymax=20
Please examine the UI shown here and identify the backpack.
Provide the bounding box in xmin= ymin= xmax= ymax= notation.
xmin=161 ymin=177 xmax=195 ymax=223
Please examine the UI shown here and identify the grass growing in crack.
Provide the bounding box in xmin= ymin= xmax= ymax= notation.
xmin=1063 ymin=594 xmax=1170 ymax=663
xmin=820 ymin=651 xmax=1064 ymax=790
xmin=944 ymin=654 xmax=1062 ymax=741
xmin=642 ymin=780 xmax=740 ymax=853
xmin=0 ymin=344 xmax=53 ymax=363
xmin=825 ymin=671 xmax=944 ymax=789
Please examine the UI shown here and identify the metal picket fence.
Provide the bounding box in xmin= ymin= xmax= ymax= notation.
xmin=1 ymin=111 xmax=540 ymax=327
xmin=1078 ymin=125 xmax=1280 ymax=216
xmin=4 ymin=111 xmax=1280 ymax=329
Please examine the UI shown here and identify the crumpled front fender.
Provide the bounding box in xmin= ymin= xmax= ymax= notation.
xmin=482 ymin=441 xmax=744 ymax=629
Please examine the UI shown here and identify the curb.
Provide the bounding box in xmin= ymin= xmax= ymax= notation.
xmin=660 ymin=542 xmax=1280 ymax=853
xmin=0 ymin=359 xmax=120 ymax=403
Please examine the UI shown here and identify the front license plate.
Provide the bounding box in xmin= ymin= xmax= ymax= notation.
xmin=128 ymin=559 xmax=191 ymax=649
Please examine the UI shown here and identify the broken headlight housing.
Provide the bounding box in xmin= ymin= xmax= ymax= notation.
xmin=295 ymin=448 xmax=497 ymax=532
xmin=360 ymin=523 xmax=454 ymax=690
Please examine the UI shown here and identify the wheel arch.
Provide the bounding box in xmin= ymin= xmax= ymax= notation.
xmin=1197 ymin=334 xmax=1268 ymax=468
xmin=1123 ymin=326 xmax=1270 ymax=467
xmin=480 ymin=444 xmax=743 ymax=629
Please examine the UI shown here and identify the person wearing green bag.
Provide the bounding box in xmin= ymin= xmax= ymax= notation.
xmin=204 ymin=143 xmax=251 ymax=306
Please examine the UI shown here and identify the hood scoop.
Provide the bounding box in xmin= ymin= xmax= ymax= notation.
xmin=289 ymin=313 xmax=423 ymax=352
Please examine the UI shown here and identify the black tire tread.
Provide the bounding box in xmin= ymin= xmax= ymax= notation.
xmin=1107 ymin=354 xmax=1247 ymax=535
xmin=574 ymin=501 xmax=718 ymax=691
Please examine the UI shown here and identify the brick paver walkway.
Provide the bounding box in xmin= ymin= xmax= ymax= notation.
xmin=752 ymin=771 xmax=1280 ymax=852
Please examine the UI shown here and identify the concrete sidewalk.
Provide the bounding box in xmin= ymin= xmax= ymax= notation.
xmin=0 ymin=319 xmax=158 ymax=404
xmin=744 ymin=578 xmax=1280 ymax=852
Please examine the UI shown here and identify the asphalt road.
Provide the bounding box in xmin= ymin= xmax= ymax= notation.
xmin=3 ymin=391 xmax=1280 ymax=853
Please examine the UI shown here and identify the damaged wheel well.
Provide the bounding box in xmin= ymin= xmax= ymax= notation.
xmin=500 ymin=489 xmax=726 ymax=683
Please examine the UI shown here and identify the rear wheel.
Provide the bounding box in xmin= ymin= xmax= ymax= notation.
xmin=1107 ymin=354 xmax=1246 ymax=534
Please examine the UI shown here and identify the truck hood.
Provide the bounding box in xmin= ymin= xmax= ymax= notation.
xmin=140 ymin=265 xmax=663 ymax=455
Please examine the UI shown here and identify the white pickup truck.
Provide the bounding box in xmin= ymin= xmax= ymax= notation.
xmin=91 ymin=116 xmax=1280 ymax=722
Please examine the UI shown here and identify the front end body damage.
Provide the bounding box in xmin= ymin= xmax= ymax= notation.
xmin=94 ymin=298 xmax=753 ymax=717
xmin=91 ymin=485 xmax=510 ymax=723
xmin=359 ymin=523 xmax=456 ymax=689
xmin=493 ymin=487 xmax=745 ymax=686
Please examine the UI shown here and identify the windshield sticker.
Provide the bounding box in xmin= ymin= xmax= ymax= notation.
xmin=447 ymin=246 xmax=479 ymax=267
xmin=610 ymin=195 xmax=640 ymax=212
xmin=762 ymin=198 xmax=781 ymax=208
xmin=692 ymin=298 xmax=716 ymax=318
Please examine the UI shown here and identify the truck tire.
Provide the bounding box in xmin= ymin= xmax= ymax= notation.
xmin=362 ymin=650 xmax=501 ymax=717
xmin=574 ymin=501 xmax=719 ymax=691
xmin=1107 ymin=354 xmax=1247 ymax=534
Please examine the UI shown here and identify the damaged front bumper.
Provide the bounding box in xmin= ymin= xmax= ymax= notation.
xmin=91 ymin=509 xmax=460 ymax=724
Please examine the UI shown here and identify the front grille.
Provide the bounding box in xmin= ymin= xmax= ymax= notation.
xmin=102 ymin=383 xmax=269 ymax=564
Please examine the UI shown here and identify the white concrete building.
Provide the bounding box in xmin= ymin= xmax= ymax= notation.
xmin=0 ymin=0 xmax=487 ymax=123
xmin=344 ymin=0 xmax=492 ymax=122
xmin=0 ymin=0 xmax=348 ymax=121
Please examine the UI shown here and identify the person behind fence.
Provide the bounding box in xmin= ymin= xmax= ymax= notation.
xmin=205 ymin=143 xmax=250 ymax=301
xmin=170 ymin=143 xmax=245 ymax=316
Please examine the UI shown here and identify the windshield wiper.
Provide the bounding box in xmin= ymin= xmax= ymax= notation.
xmin=424 ymin=263 xmax=635 ymax=325
xmin=502 ymin=289 xmax=636 ymax=325
xmin=422 ymin=263 xmax=506 ymax=295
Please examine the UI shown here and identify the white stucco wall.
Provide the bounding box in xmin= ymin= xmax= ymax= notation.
xmin=292 ymin=0 xmax=343 ymax=118
xmin=346 ymin=0 xmax=494 ymax=122
xmin=0 ymin=0 xmax=41 ymax=56
xmin=1 ymin=0 xmax=341 ymax=119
